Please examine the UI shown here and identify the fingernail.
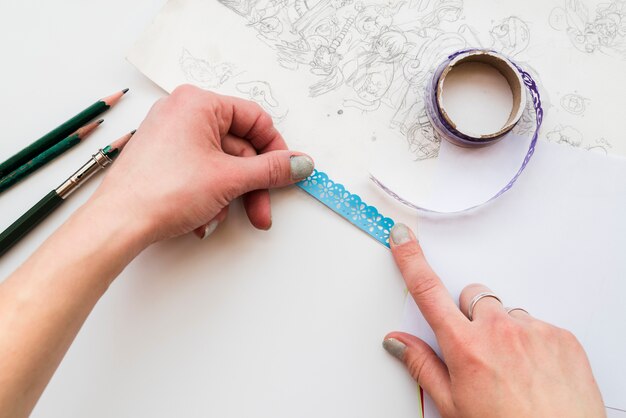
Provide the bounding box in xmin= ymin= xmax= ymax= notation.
xmin=201 ymin=220 xmax=219 ymax=240
xmin=383 ymin=338 xmax=407 ymax=361
xmin=390 ymin=223 xmax=412 ymax=245
xmin=290 ymin=155 xmax=314 ymax=180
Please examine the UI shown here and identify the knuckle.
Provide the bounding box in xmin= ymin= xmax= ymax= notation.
xmin=234 ymin=142 xmax=252 ymax=157
xmin=250 ymin=101 xmax=265 ymax=116
xmin=393 ymin=243 xmax=424 ymax=270
xmin=266 ymin=155 xmax=283 ymax=187
xmin=407 ymin=274 xmax=439 ymax=300
xmin=407 ymin=354 xmax=430 ymax=384
xmin=493 ymin=316 xmax=523 ymax=340
xmin=149 ymin=97 xmax=168 ymax=114
xmin=172 ymin=83 xmax=200 ymax=98
xmin=528 ymin=320 xmax=576 ymax=347
xmin=457 ymin=337 xmax=488 ymax=369
xmin=251 ymin=111 xmax=275 ymax=140
xmin=492 ymin=312 xmax=511 ymax=326
xmin=557 ymin=328 xmax=581 ymax=348
xmin=459 ymin=283 xmax=485 ymax=305
xmin=483 ymin=312 xmax=504 ymax=328
xmin=528 ymin=319 xmax=553 ymax=337
xmin=256 ymin=110 xmax=274 ymax=129
xmin=462 ymin=283 xmax=485 ymax=294
xmin=219 ymin=181 xmax=241 ymax=203
xmin=442 ymin=325 xmax=469 ymax=349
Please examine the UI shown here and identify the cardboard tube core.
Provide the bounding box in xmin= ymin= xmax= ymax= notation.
xmin=436 ymin=51 xmax=526 ymax=140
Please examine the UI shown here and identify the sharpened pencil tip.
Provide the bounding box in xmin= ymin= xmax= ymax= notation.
xmin=76 ymin=119 xmax=103 ymax=138
xmin=122 ymin=88 xmax=129 ymax=94
xmin=130 ymin=129 xmax=137 ymax=135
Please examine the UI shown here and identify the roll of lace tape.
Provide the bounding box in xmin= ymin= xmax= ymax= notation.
xmin=371 ymin=48 xmax=544 ymax=214
xmin=427 ymin=50 xmax=527 ymax=147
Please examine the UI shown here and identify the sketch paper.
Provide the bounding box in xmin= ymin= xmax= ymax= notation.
xmin=128 ymin=0 xmax=626 ymax=165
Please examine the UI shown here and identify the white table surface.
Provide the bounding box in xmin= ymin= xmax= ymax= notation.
xmin=0 ymin=1 xmax=423 ymax=417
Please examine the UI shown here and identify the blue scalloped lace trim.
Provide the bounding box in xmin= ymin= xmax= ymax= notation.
xmin=297 ymin=169 xmax=395 ymax=248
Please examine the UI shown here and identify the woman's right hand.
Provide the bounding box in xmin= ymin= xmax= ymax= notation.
xmin=383 ymin=223 xmax=605 ymax=418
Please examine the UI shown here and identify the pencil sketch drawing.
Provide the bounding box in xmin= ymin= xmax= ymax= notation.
xmin=179 ymin=48 xmax=242 ymax=88
xmin=585 ymin=137 xmax=613 ymax=154
xmin=404 ymin=109 xmax=442 ymax=160
xmin=546 ymin=124 xmax=584 ymax=147
xmin=459 ymin=16 xmax=530 ymax=57
xmin=178 ymin=48 xmax=287 ymax=123
xmin=545 ymin=123 xmax=613 ymax=154
xmin=549 ymin=0 xmax=626 ymax=59
xmin=236 ymin=80 xmax=289 ymax=123
xmin=511 ymin=90 xmax=538 ymax=136
xmin=215 ymin=0 xmax=542 ymax=160
xmin=560 ymin=93 xmax=588 ymax=115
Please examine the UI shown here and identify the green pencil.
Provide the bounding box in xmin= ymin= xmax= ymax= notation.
xmin=0 ymin=130 xmax=136 ymax=257
xmin=0 ymin=88 xmax=128 ymax=178
xmin=0 ymin=119 xmax=103 ymax=194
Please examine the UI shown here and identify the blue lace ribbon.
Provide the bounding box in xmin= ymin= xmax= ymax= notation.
xmin=297 ymin=170 xmax=395 ymax=248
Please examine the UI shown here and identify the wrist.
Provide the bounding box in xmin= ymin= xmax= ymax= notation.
xmin=77 ymin=194 xmax=155 ymax=263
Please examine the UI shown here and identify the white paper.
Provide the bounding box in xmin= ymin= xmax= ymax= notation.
xmin=402 ymin=140 xmax=626 ymax=414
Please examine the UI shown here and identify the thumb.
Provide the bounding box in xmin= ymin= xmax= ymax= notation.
xmin=235 ymin=151 xmax=314 ymax=193
xmin=383 ymin=332 xmax=455 ymax=417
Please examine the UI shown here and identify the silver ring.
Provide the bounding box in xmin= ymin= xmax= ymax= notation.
xmin=468 ymin=292 xmax=502 ymax=321
xmin=505 ymin=307 xmax=529 ymax=316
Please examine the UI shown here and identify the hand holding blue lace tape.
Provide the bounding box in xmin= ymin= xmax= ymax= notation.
xmin=297 ymin=49 xmax=543 ymax=245
xmin=297 ymin=169 xmax=395 ymax=248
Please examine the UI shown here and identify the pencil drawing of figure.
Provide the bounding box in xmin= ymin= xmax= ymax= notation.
xmin=179 ymin=48 xmax=240 ymax=88
xmin=291 ymin=0 xmax=354 ymax=34
xmin=412 ymin=0 xmax=463 ymax=28
xmin=252 ymin=16 xmax=284 ymax=41
xmin=511 ymin=94 xmax=538 ymax=136
xmin=236 ymin=80 xmax=289 ymax=122
xmin=546 ymin=124 xmax=584 ymax=147
xmin=273 ymin=3 xmax=354 ymax=73
xmin=489 ymin=16 xmax=530 ymax=56
xmin=308 ymin=17 xmax=355 ymax=96
xmin=352 ymin=2 xmax=398 ymax=42
xmin=218 ymin=0 xmax=255 ymax=16
xmin=252 ymin=0 xmax=289 ymax=20
xmin=585 ymin=137 xmax=612 ymax=154
xmin=560 ymin=93 xmax=588 ymax=115
xmin=389 ymin=32 xmax=466 ymax=133
xmin=549 ymin=0 xmax=626 ymax=58
xmin=458 ymin=17 xmax=530 ymax=57
xmin=218 ymin=0 xmax=288 ymax=44
xmin=405 ymin=109 xmax=442 ymax=160
xmin=342 ymin=30 xmax=409 ymax=110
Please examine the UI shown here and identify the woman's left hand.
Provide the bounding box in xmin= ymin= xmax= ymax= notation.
xmin=91 ymin=85 xmax=314 ymax=244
